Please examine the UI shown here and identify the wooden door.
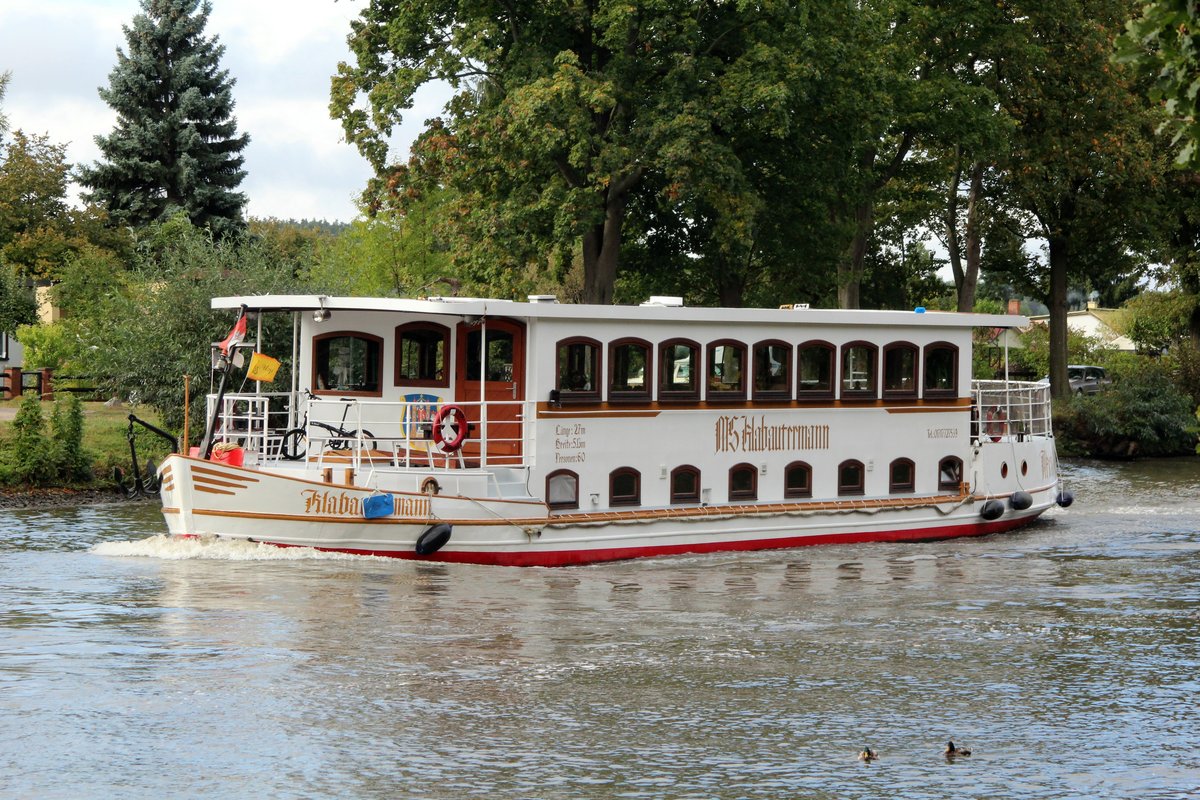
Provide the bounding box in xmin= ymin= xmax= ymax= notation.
xmin=455 ymin=318 xmax=525 ymax=462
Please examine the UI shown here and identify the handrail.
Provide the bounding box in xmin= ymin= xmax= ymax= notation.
xmin=971 ymin=380 xmax=1052 ymax=441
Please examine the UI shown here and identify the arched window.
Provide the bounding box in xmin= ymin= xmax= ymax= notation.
xmin=753 ymin=340 xmax=792 ymax=399
xmin=670 ymin=465 xmax=701 ymax=503
xmin=924 ymin=342 xmax=959 ymax=397
xmin=556 ymin=337 xmax=601 ymax=401
xmin=395 ymin=322 xmax=449 ymax=388
xmin=609 ymin=338 xmax=652 ymax=402
xmin=797 ymin=341 xmax=834 ymax=399
xmin=840 ymin=342 xmax=877 ymax=399
xmin=707 ymin=340 xmax=746 ymax=400
xmin=883 ymin=342 xmax=918 ymax=398
xmin=729 ymin=463 xmax=757 ymax=501
xmin=546 ymin=469 xmax=579 ymax=510
xmin=889 ymin=458 xmax=915 ymax=493
xmin=838 ymin=459 xmax=865 ymax=496
xmin=313 ymin=331 xmax=383 ymax=396
xmin=785 ymin=461 xmax=812 ymax=498
xmin=938 ymin=456 xmax=964 ymax=491
xmin=610 ymin=467 xmax=641 ymax=506
xmin=659 ymin=339 xmax=700 ymax=401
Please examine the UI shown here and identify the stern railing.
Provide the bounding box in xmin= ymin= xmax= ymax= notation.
xmin=971 ymin=380 xmax=1052 ymax=441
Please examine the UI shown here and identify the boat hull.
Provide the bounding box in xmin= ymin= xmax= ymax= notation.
xmin=159 ymin=455 xmax=1053 ymax=567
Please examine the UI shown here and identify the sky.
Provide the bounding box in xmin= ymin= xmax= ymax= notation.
xmin=0 ymin=0 xmax=447 ymax=223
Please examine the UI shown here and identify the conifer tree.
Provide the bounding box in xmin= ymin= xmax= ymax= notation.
xmin=81 ymin=0 xmax=249 ymax=238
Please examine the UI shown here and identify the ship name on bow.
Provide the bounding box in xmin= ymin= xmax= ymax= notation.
xmin=716 ymin=416 xmax=830 ymax=453
xmin=301 ymin=489 xmax=429 ymax=518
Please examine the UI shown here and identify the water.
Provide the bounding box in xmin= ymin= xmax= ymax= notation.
xmin=2 ymin=459 xmax=1199 ymax=800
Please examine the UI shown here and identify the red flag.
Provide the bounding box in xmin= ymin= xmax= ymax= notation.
xmin=218 ymin=314 xmax=247 ymax=357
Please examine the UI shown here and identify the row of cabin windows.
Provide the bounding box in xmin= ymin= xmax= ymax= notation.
xmin=557 ymin=338 xmax=958 ymax=402
xmin=546 ymin=457 xmax=965 ymax=509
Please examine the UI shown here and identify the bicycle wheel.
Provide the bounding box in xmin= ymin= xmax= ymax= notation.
xmin=279 ymin=428 xmax=307 ymax=460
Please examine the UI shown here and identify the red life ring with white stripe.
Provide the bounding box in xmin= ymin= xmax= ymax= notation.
xmin=432 ymin=404 xmax=469 ymax=451
xmin=986 ymin=407 xmax=1007 ymax=442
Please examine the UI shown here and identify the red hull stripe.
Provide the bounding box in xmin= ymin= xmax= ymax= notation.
xmin=259 ymin=514 xmax=1041 ymax=568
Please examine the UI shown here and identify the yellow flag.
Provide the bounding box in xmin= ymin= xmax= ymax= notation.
xmin=246 ymin=352 xmax=280 ymax=382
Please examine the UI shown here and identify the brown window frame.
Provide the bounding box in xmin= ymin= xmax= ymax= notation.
xmin=659 ymin=338 xmax=701 ymax=402
xmin=838 ymin=459 xmax=866 ymax=496
xmin=839 ymin=341 xmax=878 ymax=400
xmin=785 ymin=461 xmax=813 ymax=498
xmin=670 ymin=464 xmax=701 ymax=504
xmin=796 ymin=340 xmax=835 ymax=400
xmin=394 ymin=321 xmax=450 ymax=388
xmin=923 ymin=342 xmax=959 ymax=398
xmin=608 ymin=337 xmax=653 ymax=403
xmin=312 ymin=331 xmax=384 ymax=397
xmin=729 ymin=462 xmax=758 ymax=501
xmin=706 ymin=339 xmax=747 ymax=401
xmin=752 ymin=340 xmax=792 ymax=400
xmin=555 ymin=336 xmax=602 ymax=402
xmin=610 ymin=467 xmax=641 ymax=506
xmin=889 ymin=457 xmax=915 ymax=493
xmin=546 ymin=469 xmax=580 ymax=510
xmin=938 ymin=456 xmax=964 ymax=491
xmin=882 ymin=341 xmax=918 ymax=399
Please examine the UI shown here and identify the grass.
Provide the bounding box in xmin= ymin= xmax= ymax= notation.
xmin=0 ymin=398 xmax=178 ymax=488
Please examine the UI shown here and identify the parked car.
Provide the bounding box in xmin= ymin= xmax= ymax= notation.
xmin=1039 ymin=364 xmax=1110 ymax=395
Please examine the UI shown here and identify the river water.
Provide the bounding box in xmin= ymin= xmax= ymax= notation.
xmin=1 ymin=458 xmax=1198 ymax=799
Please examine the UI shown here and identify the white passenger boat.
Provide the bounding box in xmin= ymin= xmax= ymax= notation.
xmin=157 ymin=294 xmax=1070 ymax=566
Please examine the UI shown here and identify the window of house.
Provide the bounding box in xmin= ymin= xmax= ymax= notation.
xmin=838 ymin=459 xmax=865 ymax=496
xmin=938 ymin=456 xmax=964 ymax=491
xmin=707 ymin=340 xmax=746 ymax=399
xmin=889 ymin=458 xmax=915 ymax=493
xmin=611 ymin=467 xmax=641 ymax=506
xmin=785 ymin=461 xmax=813 ymax=498
xmin=671 ymin=465 xmax=701 ymax=503
xmin=924 ymin=343 xmax=958 ymax=397
xmin=556 ymin=337 xmax=601 ymax=400
xmin=659 ymin=339 xmax=700 ymax=400
xmin=753 ymin=340 xmax=791 ymax=399
xmin=395 ymin=322 xmax=449 ymax=387
xmin=730 ymin=463 xmax=757 ymax=501
xmin=797 ymin=341 xmax=834 ymax=398
xmin=840 ymin=342 xmax=877 ymax=398
xmin=547 ymin=469 xmax=579 ymax=509
xmin=883 ymin=342 xmax=918 ymax=397
xmin=609 ymin=338 xmax=652 ymax=401
xmin=314 ymin=332 xmax=383 ymax=395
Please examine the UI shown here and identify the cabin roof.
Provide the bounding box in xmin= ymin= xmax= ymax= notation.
xmin=212 ymin=294 xmax=1028 ymax=329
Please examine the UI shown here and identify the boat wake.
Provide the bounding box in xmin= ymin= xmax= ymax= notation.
xmin=91 ymin=534 xmax=385 ymax=562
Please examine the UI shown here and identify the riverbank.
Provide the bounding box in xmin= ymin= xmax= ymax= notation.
xmin=0 ymin=486 xmax=144 ymax=511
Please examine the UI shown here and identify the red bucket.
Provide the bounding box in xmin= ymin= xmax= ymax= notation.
xmin=210 ymin=446 xmax=244 ymax=467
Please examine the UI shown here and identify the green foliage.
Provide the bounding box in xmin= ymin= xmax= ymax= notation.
xmin=0 ymin=395 xmax=54 ymax=485
xmin=1005 ymin=323 xmax=1112 ymax=380
xmin=1119 ymin=290 xmax=1194 ymax=353
xmin=0 ymin=261 xmax=34 ymax=333
xmin=79 ymin=0 xmax=248 ymax=238
xmin=14 ymin=323 xmax=72 ymax=371
xmin=49 ymin=394 xmax=91 ymax=482
xmin=1054 ymin=356 xmax=1198 ymax=458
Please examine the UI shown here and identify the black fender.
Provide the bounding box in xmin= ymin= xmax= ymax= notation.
xmin=416 ymin=523 xmax=452 ymax=556
xmin=1009 ymin=491 xmax=1033 ymax=511
xmin=1056 ymin=490 xmax=1074 ymax=508
xmin=979 ymin=499 xmax=1005 ymax=521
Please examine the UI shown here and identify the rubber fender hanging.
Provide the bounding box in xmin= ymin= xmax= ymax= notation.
xmin=979 ymin=499 xmax=1005 ymax=520
xmin=416 ymin=523 xmax=452 ymax=556
xmin=1056 ymin=490 xmax=1074 ymax=508
xmin=1009 ymin=491 xmax=1033 ymax=511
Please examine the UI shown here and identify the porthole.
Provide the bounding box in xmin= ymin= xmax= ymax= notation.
xmin=1021 ymin=460 xmax=1028 ymax=476
xmin=1001 ymin=462 xmax=1009 ymax=479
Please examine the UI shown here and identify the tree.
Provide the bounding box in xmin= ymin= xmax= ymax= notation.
xmin=331 ymin=1 xmax=810 ymax=304
xmin=80 ymin=0 xmax=249 ymax=238
xmin=0 ymin=262 xmax=35 ymax=334
xmin=0 ymin=70 xmax=9 ymax=141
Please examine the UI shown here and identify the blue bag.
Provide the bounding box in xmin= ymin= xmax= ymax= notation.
xmin=363 ymin=492 xmax=395 ymax=519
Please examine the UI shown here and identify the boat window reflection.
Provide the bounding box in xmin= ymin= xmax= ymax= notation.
xmin=314 ymin=332 xmax=382 ymax=395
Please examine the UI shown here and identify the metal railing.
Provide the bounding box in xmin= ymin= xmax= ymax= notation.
xmin=971 ymin=380 xmax=1052 ymax=440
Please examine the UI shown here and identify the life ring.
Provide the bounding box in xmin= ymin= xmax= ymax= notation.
xmin=985 ymin=407 xmax=1007 ymax=442
xmin=432 ymin=404 xmax=469 ymax=451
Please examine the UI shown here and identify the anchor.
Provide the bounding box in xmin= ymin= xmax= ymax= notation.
xmin=114 ymin=413 xmax=178 ymax=499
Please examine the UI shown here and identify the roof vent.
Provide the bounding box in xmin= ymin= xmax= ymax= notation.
xmin=641 ymin=296 xmax=684 ymax=307
xmin=779 ymin=303 xmax=810 ymax=310
xmin=527 ymin=294 xmax=558 ymax=304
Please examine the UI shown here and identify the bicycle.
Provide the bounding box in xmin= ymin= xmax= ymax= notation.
xmin=279 ymin=391 xmax=377 ymax=460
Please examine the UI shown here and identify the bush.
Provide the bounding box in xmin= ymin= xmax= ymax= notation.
xmin=0 ymin=395 xmax=56 ymax=485
xmin=1053 ymin=358 xmax=1198 ymax=458
xmin=49 ymin=393 xmax=92 ymax=482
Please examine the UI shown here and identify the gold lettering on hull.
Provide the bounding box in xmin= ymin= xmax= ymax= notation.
xmin=715 ymin=416 xmax=830 ymax=453
xmin=300 ymin=489 xmax=430 ymax=518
